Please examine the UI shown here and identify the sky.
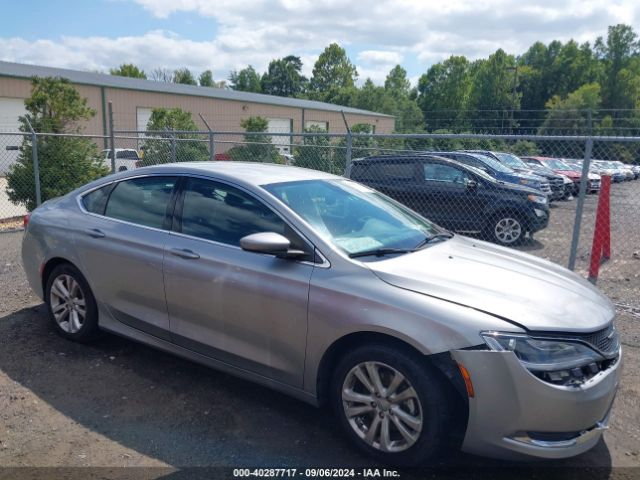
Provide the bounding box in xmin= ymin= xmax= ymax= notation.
xmin=1 ymin=0 xmax=640 ymax=87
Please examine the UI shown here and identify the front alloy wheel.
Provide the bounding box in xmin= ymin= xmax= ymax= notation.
xmin=332 ymin=345 xmax=450 ymax=465
xmin=342 ymin=361 xmax=423 ymax=452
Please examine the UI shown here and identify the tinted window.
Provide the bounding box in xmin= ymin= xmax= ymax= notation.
xmin=423 ymin=164 xmax=469 ymax=184
xmin=117 ymin=150 xmax=139 ymax=160
xmin=82 ymin=184 xmax=112 ymax=215
xmin=363 ymin=161 xmax=415 ymax=182
xmin=105 ymin=176 xmax=177 ymax=229
xmin=180 ymin=177 xmax=285 ymax=246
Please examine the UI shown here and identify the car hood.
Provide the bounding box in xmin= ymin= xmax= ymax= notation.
xmin=365 ymin=235 xmax=614 ymax=333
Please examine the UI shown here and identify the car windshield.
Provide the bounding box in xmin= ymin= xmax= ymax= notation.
xmin=544 ymin=159 xmax=573 ymax=170
xmin=471 ymin=154 xmax=513 ymax=173
xmin=264 ymin=179 xmax=445 ymax=256
xmin=495 ymin=152 xmax=528 ymax=169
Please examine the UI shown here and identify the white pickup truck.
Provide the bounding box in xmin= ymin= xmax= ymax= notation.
xmin=101 ymin=149 xmax=142 ymax=172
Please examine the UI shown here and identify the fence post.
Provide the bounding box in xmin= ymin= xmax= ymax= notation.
xmin=341 ymin=111 xmax=352 ymax=171
xmin=199 ymin=113 xmax=215 ymax=161
xmin=170 ymin=131 xmax=177 ymax=163
xmin=24 ymin=117 xmax=41 ymax=207
xmin=108 ymin=102 xmax=116 ymax=173
xmin=567 ymin=136 xmax=594 ymax=271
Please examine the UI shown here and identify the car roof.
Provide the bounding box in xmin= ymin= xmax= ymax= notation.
xmin=118 ymin=161 xmax=340 ymax=187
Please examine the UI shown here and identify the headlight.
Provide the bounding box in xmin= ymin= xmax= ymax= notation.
xmin=519 ymin=178 xmax=532 ymax=186
xmin=527 ymin=194 xmax=547 ymax=205
xmin=481 ymin=332 xmax=604 ymax=371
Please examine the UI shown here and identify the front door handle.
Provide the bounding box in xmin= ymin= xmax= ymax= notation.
xmin=84 ymin=228 xmax=105 ymax=238
xmin=169 ymin=248 xmax=200 ymax=260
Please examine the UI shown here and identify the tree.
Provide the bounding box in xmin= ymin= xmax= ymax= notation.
xmin=385 ymin=65 xmax=411 ymax=98
xmin=540 ymin=83 xmax=602 ymax=134
xmin=261 ymin=56 xmax=307 ymax=97
xmin=6 ymin=77 xmax=108 ymax=211
xmin=110 ymin=63 xmax=147 ymax=79
xmin=596 ymin=24 xmax=640 ymax=109
xmin=417 ymin=56 xmax=472 ymax=130
xmin=141 ymin=107 xmax=209 ymax=165
xmin=227 ymin=116 xmax=280 ymax=162
xmin=150 ymin=68 xmax=174 ymax=82
xmin=466 ymin=49 xmax=520 ymax=131
xmin=309 ymin=44 xmax=358 ymax=101
xmin=199 ymin=70 xmax=215 ymax=87
xmin=229 ymin=66 xmax=262 ymax=93
xmin=173 ymin=68 xmax=197 ymax=85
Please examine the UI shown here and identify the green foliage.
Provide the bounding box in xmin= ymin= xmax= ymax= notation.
xmin=6 ymin=77 xmax=107 ymax=210
xmin=540 ymin=83 xmax=602 ymax=133
xmin=173 ymin=68 xmax=197 ymax=85
xmin=110 ymin=63 xmax=147 ymax=79
xmin=199 ymin=70 xmax=215 ymax=87
xmin=141 ymin=108 xmax=209 ymax=165
xmin=230 ymin=66 xmax=262 ymax=93
xmin=308 ymin=44 xmax=358 ymax=102
xmin=260 ymin=56 xmax=306 ymax=96
xmin=417 ymin=56 xmax=471 ymax=130
xmin=227 ymin=116 xmax=280 ymax=163
xmin=294 ymin=126 xmax=334 ymax=172
xmin=22 ymin=77 xmax=96 ymax=133
xmin=510 ymin=140 xmax=541 ymax=156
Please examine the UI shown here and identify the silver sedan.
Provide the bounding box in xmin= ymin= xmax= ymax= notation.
xmin=22 ymin=162 xmax=621 ymax=465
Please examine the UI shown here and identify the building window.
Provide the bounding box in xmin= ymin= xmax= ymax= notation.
xmin=304 ymin=121 xmax=328 ymax=132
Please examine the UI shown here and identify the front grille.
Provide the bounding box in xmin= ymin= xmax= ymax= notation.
xmin=578 ymin=324 xmax=619 ymax=354
xmin=540 ymin=182 xmax=551 ymax=193
xmin=535 ymin=323 xmax=620 ymax=357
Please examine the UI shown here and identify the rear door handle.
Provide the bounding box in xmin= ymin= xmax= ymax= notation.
xmin=169 ymin=248 xmax=200 ymax=260
xmin=84 ymin=228 xmax=105 ymax=238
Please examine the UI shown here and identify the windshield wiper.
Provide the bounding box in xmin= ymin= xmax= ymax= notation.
xmin=348 ymin=248 xmax=415 ymax=259
xmin=413 ymin=232 xmax=454 ymax=250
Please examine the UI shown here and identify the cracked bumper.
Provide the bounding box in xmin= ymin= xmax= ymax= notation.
xmin=451 ymin=348 xmax=621 ymax=460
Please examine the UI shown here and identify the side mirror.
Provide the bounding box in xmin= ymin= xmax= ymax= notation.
xmin=465 ymin=179 xmax=478 ymax=190
xmin=240 ymin=232 xmax=306 ymax=259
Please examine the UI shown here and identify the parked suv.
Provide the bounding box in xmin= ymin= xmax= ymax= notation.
xmin=346 ymin=155 xmax=549 ymax=245
xmin=468 ymin=150 xmax=563 ymax=201
xmin=429 ymin=151 xmax=550 ymax=195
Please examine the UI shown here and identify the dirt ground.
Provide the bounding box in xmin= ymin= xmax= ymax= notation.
xmin=0 ymin=182 xmax=639 ymax=479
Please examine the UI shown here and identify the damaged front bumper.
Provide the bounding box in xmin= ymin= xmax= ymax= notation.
xmin=451 ymin=348 xmax=621 ymax=460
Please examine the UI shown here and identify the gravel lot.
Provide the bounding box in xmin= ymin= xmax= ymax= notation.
xmin=0 ymin=181 xmax=639 ymax=479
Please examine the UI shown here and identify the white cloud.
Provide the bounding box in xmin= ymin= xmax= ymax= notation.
xmin=1 ymin=0 xmax=639 ymax=86
xmin=357 ymin=50 xmax=404 ymax=66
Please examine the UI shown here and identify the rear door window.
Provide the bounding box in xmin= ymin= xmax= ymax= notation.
xmin=81 ymin=184 xmax=113 ymax=215
xmin=104 ymin=176 xmax=177 ymax=229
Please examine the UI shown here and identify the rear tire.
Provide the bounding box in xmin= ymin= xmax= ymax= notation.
xmin=485 ymin=213 xmax=525 ymax=246
xmin=45 ymin=263 xmax=100 ymax=343
xmin=331 ymin=344 xmax=450 ymax=466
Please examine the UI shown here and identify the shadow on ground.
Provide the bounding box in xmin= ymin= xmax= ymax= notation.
xmin=0 ymin=306 xmax=613 ymax=478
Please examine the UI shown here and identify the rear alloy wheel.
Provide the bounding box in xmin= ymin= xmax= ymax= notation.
xmin=45 ymin=264 xmax=100 ymax=342
xmin=331 ymin=345 xmax=449 ymax=466
xmin=490 ymin=215 xmax=524 ymax=246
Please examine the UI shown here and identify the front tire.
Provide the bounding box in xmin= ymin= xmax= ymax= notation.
xmin=45 ymin=263 xmax=100 ymax=343
xmin=331 ymin=345 xmax=450 ymax=466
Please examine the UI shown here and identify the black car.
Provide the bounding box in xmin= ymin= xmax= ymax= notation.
xmin=467 ymin=150 xmax=565 ymax=201
xmin=346 ymin=155 xmax=550 ymax=246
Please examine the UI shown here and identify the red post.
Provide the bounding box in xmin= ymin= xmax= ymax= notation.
xmin=588 ymin=175 xmax=611 ymax=282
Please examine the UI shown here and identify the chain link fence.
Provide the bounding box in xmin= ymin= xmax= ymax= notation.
xmin=2 ymin=126 xmax=639 ymax=304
